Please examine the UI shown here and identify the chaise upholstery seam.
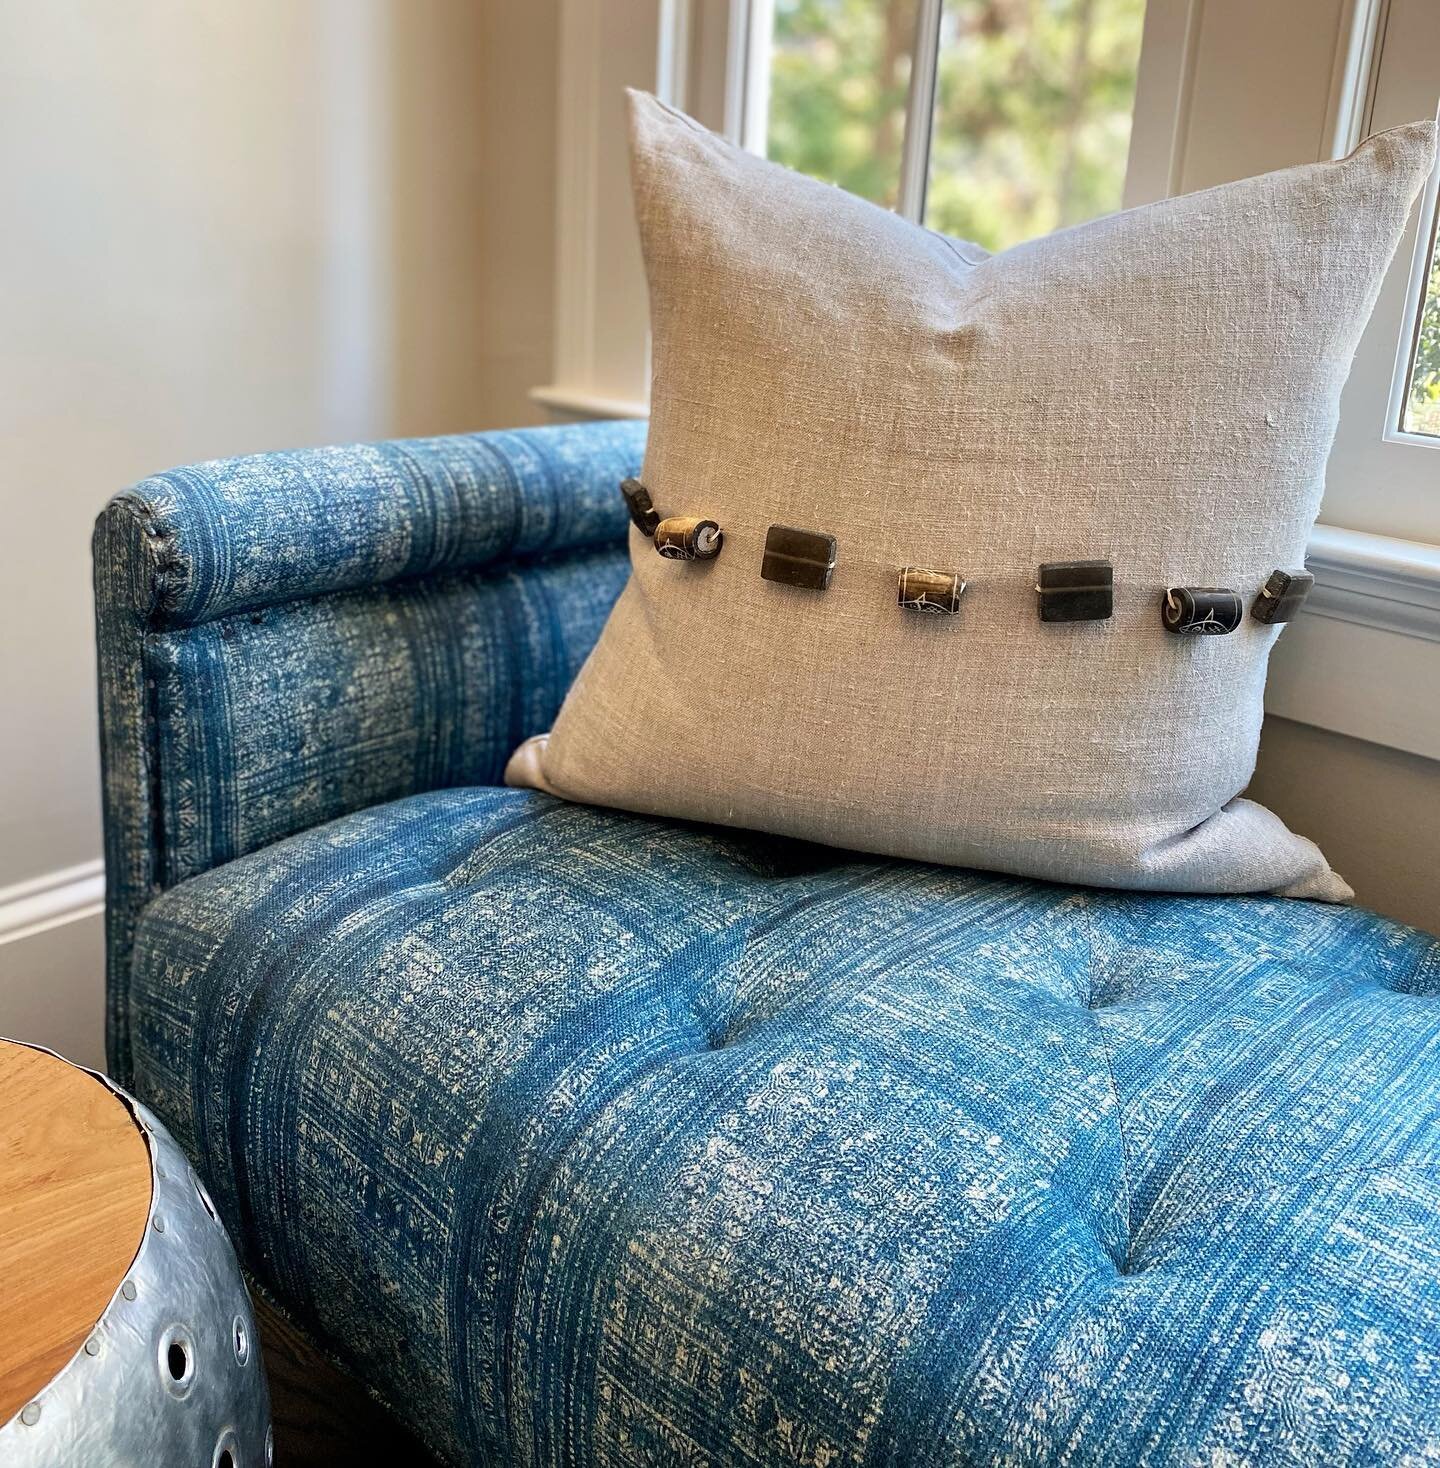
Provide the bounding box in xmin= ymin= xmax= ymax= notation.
xmin=1081 ymin=897 xmax=1136 ymax=1266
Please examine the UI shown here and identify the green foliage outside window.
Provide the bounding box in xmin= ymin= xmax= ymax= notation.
xmin=1405 ymin=244 xmax=1440 ymax=438
xmin=767 ymin=0 xmax=1438 ymax=440
xmin=765 ymin=0 xmax=1147 ymax=255
xmin=766 ymin=0 xmax=918 ymax=214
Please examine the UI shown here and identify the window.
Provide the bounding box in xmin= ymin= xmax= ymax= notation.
xmin=1401 ymin=191 xmax=1440 ymax=438
xmin=544 ymin=0 xmax=1438 ymax=544
xmin=758 ymin=0 xmax=1147 ymax=252
xmin=763 ymin=0 xmax=920 ymax=215
xmin=926 ymin=0 xmax=1146 ymax=249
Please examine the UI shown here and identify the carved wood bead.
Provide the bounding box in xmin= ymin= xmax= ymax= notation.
xmin=761 ymin=526 xmax=837 ymax=590
xmin=654 ymin=516 xmax=723 ymax=560
xmin=897 ymin=567 xmax=966 ymax=615
xmin=1162 ymin=587 xmax=1243 ymax=635
xmin=1036 ymin=560 xmax=1113 ymax=622
xmin=1250 ymin=568 xmax=1314 ymax=624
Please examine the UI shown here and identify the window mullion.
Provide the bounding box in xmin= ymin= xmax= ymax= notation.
xmin=897 ymin=0 xmax=945 ymax=222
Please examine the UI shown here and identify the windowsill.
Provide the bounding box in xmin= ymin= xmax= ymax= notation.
xmin=529 ymin=385 xmax=649 ymax=421
xmin=1302 ymin=523 xmax=1440 ymax=642
xmin=1266 ymin=523 xmax=1440 ymax=761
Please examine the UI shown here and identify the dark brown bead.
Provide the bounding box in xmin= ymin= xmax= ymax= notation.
xmin=1250 ymin=568 xmax=1314 ymax=625
xmin=1037 ymin=560 xmax=1113 ymax=622
xmin=654 ymin=516 xmax=723 ymax=561
xmin=620 ymin=477 xmax=661 ymax=538
xmin=1161 ymin=587 xmax=1243 ymax=635
xmin=897 ymin=567 xmax=966 ymax=615
xmin=761 ymin=525 xmax=837 ymax=590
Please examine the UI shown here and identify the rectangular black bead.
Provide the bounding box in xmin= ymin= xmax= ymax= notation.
xmin=1037 ymin=560 xmax=1113 ymax=622
xmin=761 ymin=525 xmax=837 ymax=590
xmin=620 ymin=477 xmax=661 ymax=538
xmin=1250 ymin=567 xmax=1314 ymax=625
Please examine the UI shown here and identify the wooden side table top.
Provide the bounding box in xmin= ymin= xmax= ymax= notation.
xmin=0 ymin=1039 xmax=152 ymax=1425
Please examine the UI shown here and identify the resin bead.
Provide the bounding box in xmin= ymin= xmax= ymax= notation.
xmin=620 ymin=478 xmax=661 ymax=538
xmin=897 ymin=567 xmax=966 ymax=615
xmin=1162 ymin=587 xmax=1243 ymax=635
xmin=654 ymin=516 xmax=723 ymax=560
xmin=1036 ymin=560 xmax=1113 ymax=622
xmin=1250 ymin=568 xmax=1314 ymax=625
xmin=761 ymin=526 xmax=837 ymax=590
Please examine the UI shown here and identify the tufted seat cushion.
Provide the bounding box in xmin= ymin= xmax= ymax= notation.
xmin=128 ymin=787 xmax=1440 ymax=1466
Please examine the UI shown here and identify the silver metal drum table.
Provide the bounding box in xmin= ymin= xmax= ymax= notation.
xmin=0 ymin=1038 xmax=271 ymax=1466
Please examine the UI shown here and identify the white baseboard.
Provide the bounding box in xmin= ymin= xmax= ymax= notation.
xmin=0 ymin=860 xmax=107 ymax=1071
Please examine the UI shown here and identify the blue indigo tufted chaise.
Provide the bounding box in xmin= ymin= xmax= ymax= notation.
xmin=95 ymin=422 xmax=1440 ymax=1466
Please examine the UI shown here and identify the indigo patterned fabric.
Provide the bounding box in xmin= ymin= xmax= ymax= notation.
xmin=128 ymin=787 xmax=1440 ymax=1466
xmin=147 ymin=551 xmax=626 ymax=888
xmin=94 ymin=421 xmax=644 ymax=1084
xmin=97 ymin=420 xmax=1440 ymax=1466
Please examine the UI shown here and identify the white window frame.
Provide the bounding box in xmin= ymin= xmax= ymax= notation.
xmin=534 ymin=0 xmax=1440 ymax=758
xmin=1391 ymin=162 xmax=1439 ymax=440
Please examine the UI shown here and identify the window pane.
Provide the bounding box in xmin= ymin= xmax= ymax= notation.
xmin=1402 ymin=194 xmax=1440 ymax=438
xmin=925 ymin=0 xmax=1147 ymax=253
xmin=765 ymin=0 xmax=919 ymax=212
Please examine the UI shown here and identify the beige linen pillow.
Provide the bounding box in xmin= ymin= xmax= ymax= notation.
xmin=508 ymin=92 xmax=1437 ymax=899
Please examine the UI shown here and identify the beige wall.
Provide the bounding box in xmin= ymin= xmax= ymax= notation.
xmin=0 ymin=0 xmax=557 ymax=1062
xmin=0 ymin=0 xmax=557 ymax=887
xmin=1250 ymin=719 xmax=1440 ymax=936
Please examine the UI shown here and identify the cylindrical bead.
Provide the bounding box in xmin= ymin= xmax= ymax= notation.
xmin=1162 ymin=586 xmax=1243 ymax=635
xmin=897 ymin=567 xmax=966 ymax=614
xmin=654 ymin=516 xmax=723 ymax=561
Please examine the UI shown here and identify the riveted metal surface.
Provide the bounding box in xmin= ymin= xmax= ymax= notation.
xmin=0 ymin=1046 xmax=270 ymax=1466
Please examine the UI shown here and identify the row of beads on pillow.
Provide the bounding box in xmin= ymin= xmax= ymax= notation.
xmin=619 ymin=479 xmax=1313 ymax=633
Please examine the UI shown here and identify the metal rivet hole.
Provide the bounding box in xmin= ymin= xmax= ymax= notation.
xmin=233 ymin=1315 xmax=250 ymax=1365
xmin=121 ymin=1279 xmax=137 ymax=1301
xmin=19 ymin=1402 xmax=41 ymax=1426
xmin=158 ymin=1325 xmax=195 ymax=1398
xmin=213 ymin=1427 xmax=241 ymax=1468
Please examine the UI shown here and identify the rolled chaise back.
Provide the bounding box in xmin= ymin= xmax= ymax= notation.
xmin=95 ymin=419 xmax=641 ymax=1080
